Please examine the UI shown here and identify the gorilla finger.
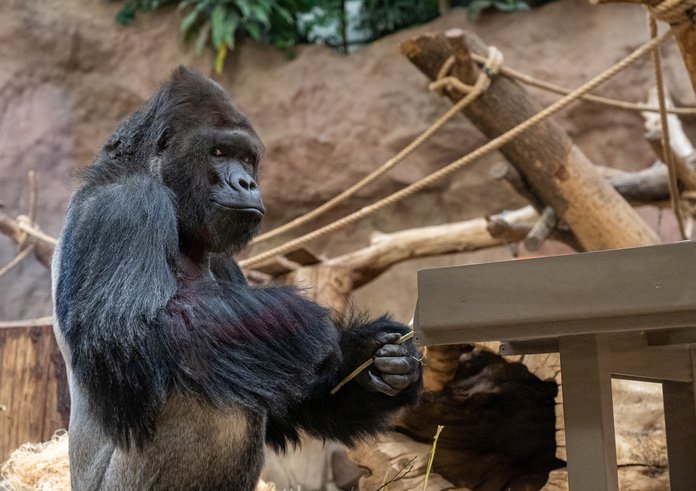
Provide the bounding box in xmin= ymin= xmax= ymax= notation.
xmin=375 ymin=344 xmax=409 ymax=358
xmin=367 ymin=372 xmax=401 ymax=396
xmin=382 ymin=374 xmax=414 ymax=390
xmin=373 ymin=332 xmax=401 ymax=348
xmin=374 ymin=355 xmax=411 ymax=374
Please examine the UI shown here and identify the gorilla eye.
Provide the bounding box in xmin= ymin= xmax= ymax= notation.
xmin=241 ymin=154 xmax=253 ymax=165
xmin=212 ymin=147 xmax=223 ymax=157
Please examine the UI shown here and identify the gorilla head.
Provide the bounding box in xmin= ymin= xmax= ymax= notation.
xmin=158 ymin=68 xmax=265 ymax=254
xmin=101 ymin=67 xmax=266 ymax=255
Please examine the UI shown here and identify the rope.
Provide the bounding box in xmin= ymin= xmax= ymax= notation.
xmin=468 ymin=52 xmax=696 ymax=115
xmin=16 ymin=220 xmax=58 ymax=246
xmin=0 ymin=245 xmax=34 ymax=280
xmin=649 ymin=13 xmax=688 ymax=239
xmin=249 ymin=47 xmax=503 ymax=245
xmin=239 ymin=24 xmax=683 ymax=270
xmin=0 ymin=216 xmax=36 ymax=280
xmin=648 ymin=0 xmax=696 ymax=24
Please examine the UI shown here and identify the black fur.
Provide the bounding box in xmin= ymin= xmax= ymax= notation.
xmin=55 ymin=66 xmax=422 ymax=487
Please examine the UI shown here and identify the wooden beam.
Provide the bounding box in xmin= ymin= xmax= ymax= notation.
xmin=401 ymin=29 xmax=659 ymax=251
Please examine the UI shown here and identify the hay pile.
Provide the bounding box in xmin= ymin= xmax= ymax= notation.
xmin=1 ymin=432 xmax=277 ymax=491
xmin=1 ymin=432 xmax=70 ymax=491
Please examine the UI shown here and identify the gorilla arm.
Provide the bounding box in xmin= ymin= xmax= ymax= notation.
xmin=208 ymin=255 xmax=423 ymax=449
xmin=264 ymin=313 xmax=423 ymax=451
xmin=55 ymin=175 xmax=180 ymax=449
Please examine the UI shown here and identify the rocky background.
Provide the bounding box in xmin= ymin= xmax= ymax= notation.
xmin=1 ymin=1 xmax=695 ymax=488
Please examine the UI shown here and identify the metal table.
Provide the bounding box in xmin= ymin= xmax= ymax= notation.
xmin=414 ymin=242 xmax=696 ymax=490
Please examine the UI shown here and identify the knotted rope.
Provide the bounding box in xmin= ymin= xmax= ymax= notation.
xmin=648 ymin=0 xmax=696 ymax=24
xmin=428 ymin=46 xmax=504 ymax=97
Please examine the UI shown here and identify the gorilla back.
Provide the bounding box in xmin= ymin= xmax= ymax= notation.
xmin=53 ymin=67 xmax=422 ymax=490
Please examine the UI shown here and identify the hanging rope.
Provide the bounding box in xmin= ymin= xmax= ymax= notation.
xmin=468 ymin=52 xmax=696 ymax=115
xmin=648 ymin=11 xmax=689 ymax=239
xmin=240 ymin=24 xmax=684 ymax=270
xmin=249 ymin=47 xmax=503 ymax=245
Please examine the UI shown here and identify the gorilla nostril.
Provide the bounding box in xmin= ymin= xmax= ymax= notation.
xmin=238 ymin=177 xmax=258 ymax=191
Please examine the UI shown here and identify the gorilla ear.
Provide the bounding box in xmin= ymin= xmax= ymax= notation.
xmin=156 ymin=126 xmax=170 ymax=154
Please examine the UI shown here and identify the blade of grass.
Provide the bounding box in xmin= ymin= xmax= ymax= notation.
xmin=422 ymin=425 xmax=444 ymax=491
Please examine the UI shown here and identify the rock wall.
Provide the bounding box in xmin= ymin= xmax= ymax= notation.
xmin=2 ymin=1 xmax=694 ymax=490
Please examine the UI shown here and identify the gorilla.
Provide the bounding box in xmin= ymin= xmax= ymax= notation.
xmin=52 ymin=67 xmax=422 ymax=490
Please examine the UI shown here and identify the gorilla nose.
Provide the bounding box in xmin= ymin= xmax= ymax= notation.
xmin=237 ymin=176 xmax=258 ymax=191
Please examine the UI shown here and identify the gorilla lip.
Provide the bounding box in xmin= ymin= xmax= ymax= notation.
xmin=212 ymin=200 xmax=265 ymax=217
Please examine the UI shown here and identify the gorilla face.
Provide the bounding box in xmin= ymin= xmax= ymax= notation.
xmin=200 ymin=127 xmax=265 ymax=253
xmin=155 ymin=70 xmax=266 ymax=255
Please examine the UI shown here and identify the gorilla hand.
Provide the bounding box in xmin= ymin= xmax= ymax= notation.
xmin=358 ymin=332 xmax=422 ymax=396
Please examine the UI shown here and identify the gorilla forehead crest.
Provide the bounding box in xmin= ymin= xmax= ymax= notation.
xmin=161 ymin=67 xmax=254 ymax=132
xmin=103 ymin=66 xmax=260 ymax=162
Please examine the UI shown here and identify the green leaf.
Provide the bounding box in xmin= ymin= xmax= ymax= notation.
xmin=245 ymin=21 xmax=262 ymax=40
xmin=273 ymin=5 xmax=294 ymax=24
xmin=222 ymin=11 xmax=239 ymax=47
xmin=181 ymin=8 xmax=200 ymax=34
xmin=236 ymin=0 xmax=252 ymax=18
xmin=211 ymin=4 xmax=227 ymax=48
xmin=248 ymin=3 xmax=270 ymax=26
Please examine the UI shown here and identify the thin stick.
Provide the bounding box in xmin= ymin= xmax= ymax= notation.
xmin=422 ymin=425 xmax=445 ymax=491
xmin=330 ymin=331 xmax=414 ymax=395
xmin=27 ymin=170 xmax=37 ymax=226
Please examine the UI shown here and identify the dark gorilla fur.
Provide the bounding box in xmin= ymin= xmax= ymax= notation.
xmin=54 ymin=67 xmax=422 ymax=490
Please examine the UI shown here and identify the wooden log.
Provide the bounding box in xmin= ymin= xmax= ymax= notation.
xmin=401 ymin=29 xmax=660 ymax=250
xmin=0 ymin=324 xmax=69 ymax=461
xmin=329 ymin=207 xmax=538 ymax=288
xmin=422 ymin=345 xmax=466 ymax=392
xmin=286 ymin=265 xmax=353 ymax=316
xmin=327 ymin=161 xmax=676 ymax=288
xmin=524 ymin=207 xmax=558 ymax=251
xmin=609 ymin=163 xmax=670 ymax=203
xmin=349 ymin=432 xmax=457 ymax=490
xmin=489 ymin=161 xmax=544 ymax=210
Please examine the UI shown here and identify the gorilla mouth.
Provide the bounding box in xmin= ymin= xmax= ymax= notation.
xmin=212 ymin=201 xmax=265 ymax=218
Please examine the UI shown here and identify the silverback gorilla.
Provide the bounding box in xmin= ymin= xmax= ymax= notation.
xmin=52 ymin=67 xmax=422 ymax=490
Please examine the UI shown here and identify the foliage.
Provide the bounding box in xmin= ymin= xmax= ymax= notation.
xmin=116 ymin=0 xmax=533 ymax=72
xmin=357 ymin=0 xmax=439 ymax=39
xmin=117 ymin=0 xmax=311 ymax=72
